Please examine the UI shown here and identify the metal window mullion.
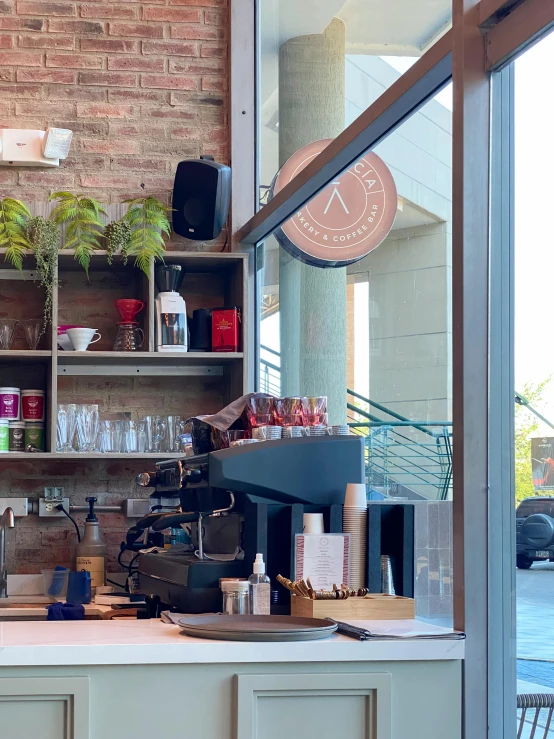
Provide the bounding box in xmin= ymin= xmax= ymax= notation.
xmin=485 ymin=0 xmax=554 ymax=70
xmin=239 ymin=32 xmax=453 ymax=246
xmin=488 ymin=64 xmax=516 ymax=739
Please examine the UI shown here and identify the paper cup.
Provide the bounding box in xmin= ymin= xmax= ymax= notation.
xmin=344 ymin=483 xmax=367 ymax=508
xmin=303 ymin=513 xmax=324 ymax=534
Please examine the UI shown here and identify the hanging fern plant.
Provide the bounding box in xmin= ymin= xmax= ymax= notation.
xmin=122 ymin=197 xmax=171 ymax=277
xmin=26 ymin=216 xmax=60 ymax=330
xmin=49 ymin=191 xmax=106 ymax=276
xmin=0 ymin=198 xmax=32 ymax=271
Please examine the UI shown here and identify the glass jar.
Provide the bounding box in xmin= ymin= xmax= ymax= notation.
xmin=221 ymin=579 xmax=250 ymax=615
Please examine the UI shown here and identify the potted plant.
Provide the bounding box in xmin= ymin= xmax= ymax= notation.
xmin=121 ymin=196 xmax=171 ymax=276
xmin=48 ymin=191 xmax=106 ymax=276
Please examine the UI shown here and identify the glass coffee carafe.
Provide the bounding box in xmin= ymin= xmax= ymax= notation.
xmin=113 ymin=323 xmax=144 ymax=352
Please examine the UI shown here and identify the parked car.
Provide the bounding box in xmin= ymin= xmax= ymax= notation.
xmin=516 ymin=497 xmax=554 ymax=568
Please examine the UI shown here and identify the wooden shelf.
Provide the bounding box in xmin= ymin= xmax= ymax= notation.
xmin=0 ymin=350 xmax=52 ymax=361
xmin=0 ymin=452 xmax=185 ymax=460
xmin=56 ymin=351 xmax=243 ymax=375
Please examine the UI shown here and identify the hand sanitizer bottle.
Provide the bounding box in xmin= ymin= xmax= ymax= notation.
xmin=248 ymin=553 xmax=271 ymax=615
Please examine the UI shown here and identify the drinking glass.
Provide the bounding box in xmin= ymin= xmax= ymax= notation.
xmin=124 ymin=420 xmax=140 ymax=453
xmin=144 ymin=415 xmax=166 ymax=452
xmin=137 ymin=420 xmax=148 ymax=453
xmin=111 ymin=420 xmax=125 ymax=453
xmin=22 ymin=319 xmax=43 ymax=350
xmin=302 ymin=396 xmax=328 ymax=426
xmin=75 ymin=404 xmax=99 ymax=453
xmin=57 ymin=404 xmax=77 ymax=452
xmin=246 ymin=396 xmax=275 ymax=427
xmin=274 ymin=397 xmax=303 ymax=426
xmin=97 ymin=420 xmax=111 ymax=453
xmin=0 ymin=319 xmax=18 ymax=350
xmin=164 ymin=415 xmax=186 ymax=452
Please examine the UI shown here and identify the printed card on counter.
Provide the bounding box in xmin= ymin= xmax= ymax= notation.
xmin=294 ymin=534 xmax=350 ymax=590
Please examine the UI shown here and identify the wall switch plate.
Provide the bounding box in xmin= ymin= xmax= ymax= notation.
xmin=39 ymin=497 xmax=70 ymax=517
xmin=0 ymin=498 xmax=28 ymax=517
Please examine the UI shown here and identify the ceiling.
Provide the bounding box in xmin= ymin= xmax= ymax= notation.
xmin=260 ymin=0 xmax=452 ymax=58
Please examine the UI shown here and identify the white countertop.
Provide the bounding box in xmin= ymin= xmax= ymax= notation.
xmin=0 ymin=619 xmax=464 ymax=667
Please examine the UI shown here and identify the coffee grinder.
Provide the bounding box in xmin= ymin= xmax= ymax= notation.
xmin=155 ymin=264 xmax=188 ymax=352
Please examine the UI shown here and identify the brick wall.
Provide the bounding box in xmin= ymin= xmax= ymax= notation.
xmin=0 ymin=0 xmax=229 ymax=205
xmin=0 ymin=0 xmax=231 ymax=577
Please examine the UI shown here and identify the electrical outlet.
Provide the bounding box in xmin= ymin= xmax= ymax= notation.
xmin=39 ymin=497 xmax=70 ymax=517
xmin=125 ymin=499 xmax=151 ymax=518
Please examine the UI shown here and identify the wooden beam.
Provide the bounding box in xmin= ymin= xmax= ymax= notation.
xmin=486 ymin=0 xmax=554 ymax=69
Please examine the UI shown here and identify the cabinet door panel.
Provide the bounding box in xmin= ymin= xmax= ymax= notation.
xmin=236 ymin=673 xmax=391 ymax=739
xmin=0 ymin=677 xmax=89 ymax=739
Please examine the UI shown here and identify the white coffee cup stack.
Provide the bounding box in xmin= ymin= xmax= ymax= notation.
xmin=343 ymin=483 xmax=368 ymax=590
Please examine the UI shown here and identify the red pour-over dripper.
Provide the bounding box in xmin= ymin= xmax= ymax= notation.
xmin=115 ymin=299 xmax=145 ymax=323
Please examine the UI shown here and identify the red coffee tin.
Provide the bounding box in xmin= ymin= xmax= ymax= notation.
xmin=212 ymin=308 xmax=240 ymax=352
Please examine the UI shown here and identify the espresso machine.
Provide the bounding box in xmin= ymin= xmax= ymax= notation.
xmin=155 ymin=264 xmax=188 ymax=352
xmin=131 ymin=436 xmax=365 ymax=613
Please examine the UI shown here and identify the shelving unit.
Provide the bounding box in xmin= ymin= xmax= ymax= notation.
xmin=0 ymin=249 xmax=248 ymax=458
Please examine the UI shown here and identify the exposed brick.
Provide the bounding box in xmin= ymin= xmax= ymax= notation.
xmin=108 ymin=56 xmax=163 ymax=72
xmin=109 ymin=121 xmax=166 ymax=138
xmin=0 ymin=82 xmax=44 ymax=98
xmin=81 ymin=137 xmax=139 ymax=155
xmin=201 ymin=75 xmax=226 ymax=92
xmin=81 ymin=4 xmax=138 ymax=20
xmin=171 ymin=124 xmax=225 ymax=143
xmin=15 ymin=100 xmax=74 ymax=115
xmin=0 ymin=17 xmax=43 ymax=30
xmin=168 ymin=56 xmax=224 ymax=74
xmin=76 ymin=102 xmax=134 ymax=118
xmin=46 ymin=85 xmax=106 ymax=101
xmin=0 ymin=0 xmax=13 ymax=13
xmin=141 ymin=73 xmax=198 ymax=90
xmin=170 ymin=24 xmax=224 ymax=40
xmin=0 ymin=50 xmax=41 ymax=65
xmin=18 ymin=170 xmax=75 ymax=186
xmin=204 ymin=8 xmax=226 ymax=24
xmin=142 ymin=105 xmax=196 ymax=120
xmin=46 ymin=52 xmax=103 ymax=68
xmin=0 ymin=170 xmax=16 ymax=184
xmin=18 ymin=33 xmax=74 ymax=49
xmin=80 ymin=173 xmax=139 ymax=188
xmin=0 ymin=68 xmax=12 ymax=79
xmin=141 ymin=39 xmax=197 ymax=56
xmin=200 ymin=41 xmax=226 ymax=58
xmin=80 ymin=38 xmax=138 ymax=53
xmin=79 ymin=70 xmax=137 ymax=87
xmin=170 ymin=0 xmax=225 ymax=4
xmin=111 ymin=157 xmax=166 ymax=172
xmin=170 ymin=91 xmax=224 ymax=106
xmin=108 ymin=87 xmax=166 ymax=103
xmin=17 ymin=68 xmax=75 ymax=83
xmin=17 ymin=1 xmax=75 ymax=15
xmin=142 ymin=6 xmax=201 ymax=22
xmin=108 ymin=22 xmax=163 ymax=38
xmin=49 ymin=19 xmax=104 ymax=33
xmin=142 ymin=139 xmax=200 ymax=157
xmin=0 ymin=33 xmax=11 ymax=47
xmin=62 ymin=154 xmax=107 ymax=169
xmin=55 ymin=118 xmax=109 ymax=134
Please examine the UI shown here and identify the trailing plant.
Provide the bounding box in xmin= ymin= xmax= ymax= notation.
xmin=104 ymin=218 xmax=131 ymax=265
xmin=0 ymin=198 xmax=32 ymax=271
xmin=49 ymin=191 xmax=106 ymax=276
xmin=122 ymin=196 xmax=171 ymax=277
xmin=26 ymin=216 xmax=60 ymax=330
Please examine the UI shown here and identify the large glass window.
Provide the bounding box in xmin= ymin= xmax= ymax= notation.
xmin=257 ymin=62 xmax=453 ymax=622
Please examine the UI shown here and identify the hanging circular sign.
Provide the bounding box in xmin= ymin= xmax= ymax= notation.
xmin=271 ymin=138 xmax=397 ymax=268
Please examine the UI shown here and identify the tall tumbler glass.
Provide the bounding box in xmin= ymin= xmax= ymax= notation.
xmin=57 ymin=404 xmax=77 ymax=452
xmin=164 ymin=415 xmax=185 ymax=452
xmin=274 ymin=397 xmax=303 ymax=427
xmin=124 ymin=420 xmax=140 ymax=453
xmin=76 ymin=404 xmax=99 ymax=453
xmin=144 ymin=415 xmax=166 ymax=452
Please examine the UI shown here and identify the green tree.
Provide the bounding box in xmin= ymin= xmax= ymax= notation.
xmin=515 ymin=377 xmax=552 ymax=503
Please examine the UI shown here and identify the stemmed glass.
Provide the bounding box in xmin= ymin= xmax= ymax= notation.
xmin=0 ymin=319 xmax=18 ymax=350
xmin=22 ymin=319 xmax=44 ymax=350
xmin=57 ymin=404 xmax=77 ymax=452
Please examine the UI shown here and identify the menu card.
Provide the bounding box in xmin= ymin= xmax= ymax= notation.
xmin=294 ymin=534 xmax=351 ymax=590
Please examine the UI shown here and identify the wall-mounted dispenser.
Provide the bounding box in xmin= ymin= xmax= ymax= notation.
xmin=0 ymin=127 xmax=73 ymax=167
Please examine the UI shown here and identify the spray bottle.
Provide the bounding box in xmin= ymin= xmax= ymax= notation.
xmin=76 ymin=497 xmax=106 ymax=592
xmin=248 ymin=553 xmax=271 ymax=615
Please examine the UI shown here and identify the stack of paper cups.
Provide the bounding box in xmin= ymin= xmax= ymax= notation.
xmin=343 ymin=483 xmax=367 ymax=590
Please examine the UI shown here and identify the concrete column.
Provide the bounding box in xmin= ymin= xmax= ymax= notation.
xmin=278 ymin=18 xmax=347 ymax=424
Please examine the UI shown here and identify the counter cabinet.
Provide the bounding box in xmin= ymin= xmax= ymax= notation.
xmin=0 ymin=659 xmax=461 ymax=739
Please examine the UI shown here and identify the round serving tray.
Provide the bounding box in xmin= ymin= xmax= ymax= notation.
xmin=178 ymin=614 xmax=338 ymax=642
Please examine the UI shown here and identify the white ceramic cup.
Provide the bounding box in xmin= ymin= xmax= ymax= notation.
xmin=66 ymin=327 xmax=101 ymax=351
xmin=344 ymin=482 xmax=367 ymax=509
xmin=303 ymin=512 xmax=324 ymax=534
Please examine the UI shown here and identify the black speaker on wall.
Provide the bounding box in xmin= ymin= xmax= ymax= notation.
xmin=172 ymin=155 xmax=231 ymax=241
